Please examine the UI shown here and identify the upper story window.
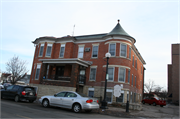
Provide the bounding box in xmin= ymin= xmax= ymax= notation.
xmin=109 ymin=43 xmax=116 ymax=56
xmin=36 ymin=45 xmax=39 ymax=57
xmin=132 ymin=74 xmax=133 ymax=86
xmin=141 ymin=65 xmax=142 ymax=74
xmin=92 ymin=45 xmax=98 ymax=58
xmin=89 ymin=67 xmax=96 ymax=81
xmin=59 ymin=44 xmax=65 ymax=58
xmin=135 ymin=59 xmax=137 ymax=69
xmin=135 ymin=76 xmax=136 ymax=87
xmin=118 ymin=67 xmax=126 ymax=82
xmin=132 ymin=56 xmax=134 ymax=67
xmin=108 ymin=67 xmax=114 ymax=81
xmin=120 ymin=44 xmax=127 ymax=57
xmin=46 ymin=44 xmax=53 ymax=57
xmin=39 ymin=44 xmax=44 ymax=57
xmin=128 ymin=69 xmax=130 ymax=83
xmin=129 ymin=47 xmax=131 ymax=59
xmin=78 ymin=45 xmax=84 ymax=58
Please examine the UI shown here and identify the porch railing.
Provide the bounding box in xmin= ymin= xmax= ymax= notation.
xmin=78 ymin=75 xmax=86 ymax=84
xmin=44 ymin=75 xmax=71 ymax=81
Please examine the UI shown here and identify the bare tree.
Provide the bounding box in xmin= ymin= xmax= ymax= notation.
xmin=144 ymin=79 xmax=157 ymax=94
xmin=154 ymin=85 xmax=163 ymax=93
xmin=6 ymin=56 xmax=28 ymax=85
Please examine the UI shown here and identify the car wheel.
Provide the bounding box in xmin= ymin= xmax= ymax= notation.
xmin=85 ymin=110 xmax=92 ymax=113
xmin=29 ymin=100 xmax=34 ymax=103
xmin=149 ymin=103 xmax=151 ymax=105
xmin=73 ymin=103 xmax=81 ymax=113
xmin=142 ymin=101 xmax=145 ymax=104
xmin=160 ymin=105 xmax=164 ymax=107
xmin=14 ymin=95 xmax=20 ymax=102
xmin=42 ymin=99 xmax=49 ymax=107
xmin=153 ymin=102 xmax=156 ymax=106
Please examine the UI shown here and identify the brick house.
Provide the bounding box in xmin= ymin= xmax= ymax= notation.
xmin=30 ymin=20 xmax=146 ymax=104
xmin=168 ymin=44 xmax=179 ymax=105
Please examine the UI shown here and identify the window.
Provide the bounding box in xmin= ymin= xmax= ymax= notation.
xmin=116 ymin=93 xmax=124 ymax=103
xmin=141 ymin=65 xmax=142 ymax=74
xmin=88 ymin=88 xmax=94 ymax=97
xmin=120 ymin=44 xmax=127 ymax=57
xmin=132 ymin=56 xmax=134 ymax=66
xmin=135 ymin=59 xmax=137 ymax=69
xmin=128 ymin=69 xmax=130 ymax=83
xmin=6 ymin=85 xmax=14 ymax=90
xmin=90 ymin=68 xmax=96 ymax=81
xmin=32 ymin=64 xmax=36 ymax=80
xmin=132 ymin=74 xmax=133 ymax=86
xmin=65 ymin=92 xmax=77 ymax=97
xmin=127 ymin=91 xmax=129 ymax=101
xmin=39 ymin=44 xmax=44 ymax=57
xmin=59 ymin=44 xmax=65 ymax=57
xmin=12 ymin=85 xmax=19 ymax=91
xmin=118 ymin=67 xmax=126 ymax=82
xmin=56 ymin=92 xmax=66 ymax=97
xmin=35 ymin=64 xmax=41 ymax=80
xmin=106 ymin=89 xmax=113 ymax=103
xmin=135 ymin=76 xmax=136 ymax=87
xmin=130 ymin=92 xmax=132 ymax=103
xmin=129 ymin=47 xmax=131 ymax=59
xmin=46 ymin=44 xmax=52 ymax=57
xmin=109 ymin=43 xmax=116 ymax=56
xmin=78 ymin=46 xmax=84 ymax=58
xmin=92 ymin=45 xmax=98 ymax=58
xmin=108 ymin=68 xmax=114 ymax=81
xmin=134 ymin=93 xmax=136 ymax=103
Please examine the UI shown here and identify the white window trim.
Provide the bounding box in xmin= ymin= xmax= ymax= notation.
xmin=109 ymin=43 xmax=116 ymax=57
xmin=89 ymin=67 xmax=97 ymax=81
xmin=107 ymin=67 xmax=114 ymax=82
xmin=39 ymin=44 xmax=44 ymax=57
xmin=88 ymin=88 xmax=94 ymax=97
xmin=120 ymin=43 xmax=127 ymax=58
xmin=45 ymin=44 xmax=53 ymax=57
xmin=59 ymin=44 xmax=66 ymax=58
xmin=35 ymin=64 xmax=41 ymax=80
xmin=78 ymin=45 xmax=84 ymax=58
xmin=92 ymin=45 xmax=99 ymax=58
xmin=118 ymin=67 xmax=126 ymax=83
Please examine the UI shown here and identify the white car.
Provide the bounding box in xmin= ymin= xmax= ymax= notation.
xmin=39 ymin=91 xmax=99 ymax=113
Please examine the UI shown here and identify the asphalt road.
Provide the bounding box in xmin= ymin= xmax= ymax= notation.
xmin=1 ymin=99 xmax=119 ymax=118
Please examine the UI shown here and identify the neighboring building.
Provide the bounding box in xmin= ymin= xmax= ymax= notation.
xmin=30 ymin=20 xmax=146 ymax=104
xmin=168 ymin=44 xmax=179 ymax=104
xmin=19 ymin=74 xmax=30 ymax=85
xmin=1 ymin=73 xmax=12 ymax=83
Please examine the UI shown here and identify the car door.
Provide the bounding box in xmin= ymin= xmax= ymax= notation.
xmin=50 ymin=92 xmax=66 ymax=107
xmin=3 ymin=85 xmax=14 ymax=99
xmin=61 ymin=92 xmax=77 ymax=109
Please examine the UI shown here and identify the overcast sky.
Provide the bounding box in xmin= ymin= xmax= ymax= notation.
xmin=0 ymin=0 xmax=179 ymax=90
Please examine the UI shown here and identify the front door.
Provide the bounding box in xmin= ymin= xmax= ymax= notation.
xmin=56 ymin=66 xmax=64 ymax=79
xmin=79 ymin=70 xmax=85 ymax=84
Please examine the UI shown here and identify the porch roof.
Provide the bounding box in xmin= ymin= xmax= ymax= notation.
xmin=38 ymin=58 xmax=92 ymax=67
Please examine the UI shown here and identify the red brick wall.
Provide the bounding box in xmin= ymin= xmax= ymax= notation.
xmin=30 ymin=38 xmax=145 ymax=94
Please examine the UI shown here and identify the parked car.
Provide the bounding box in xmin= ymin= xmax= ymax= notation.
xmin=1 ymin=85 xmax=37 ymax=103
xmin=3 ymin=83 xmax=12 ymax=89
xmin=39 ymin=91 xmax=99 ymax=113
xmin=0 ymin=83 xmax=4 ymax=89
xmin=141 ymin=97 xmax=166 ymax=107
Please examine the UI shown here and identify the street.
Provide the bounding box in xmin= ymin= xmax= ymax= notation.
xmin=1 ymin=99 xmax=119 ymax=118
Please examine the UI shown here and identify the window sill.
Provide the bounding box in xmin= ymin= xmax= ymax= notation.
xmin=89 ymin=80 xmax=96 ymax=82
xmin=45 ymin=56 xmax=51 ymax=58
xmin=91 ymin=57 xmax=98 ymax=59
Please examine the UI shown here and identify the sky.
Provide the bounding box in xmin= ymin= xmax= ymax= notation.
xmin=0 ymin=0 xmax=179 ymax=90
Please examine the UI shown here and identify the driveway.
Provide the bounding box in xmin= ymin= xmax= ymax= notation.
xmin=130 ymin=103 xmax=179 ymax=118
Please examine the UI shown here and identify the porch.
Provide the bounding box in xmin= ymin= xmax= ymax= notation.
xmin=38 ymin=58 xmax=91 ymax=88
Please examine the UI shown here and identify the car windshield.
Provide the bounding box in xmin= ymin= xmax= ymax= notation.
xmin=154 ymin=97 xmax=159 ymax=100
xmin=76 ymin=92 xmax=89 ymax=97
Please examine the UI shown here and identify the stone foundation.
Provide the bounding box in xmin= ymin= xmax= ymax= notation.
xmin=29 ymin=83 xmax=76 ymax=98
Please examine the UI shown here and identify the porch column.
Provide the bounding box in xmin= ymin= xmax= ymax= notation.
xmin=70 ymin=64 xmax=79 ymax=88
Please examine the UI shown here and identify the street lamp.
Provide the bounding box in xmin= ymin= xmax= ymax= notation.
xmin=100 ymin=52 xmax=111 ymax=109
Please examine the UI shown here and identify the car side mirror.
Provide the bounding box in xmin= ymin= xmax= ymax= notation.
xmin=54 ymin=94 xmax=57 ymax=97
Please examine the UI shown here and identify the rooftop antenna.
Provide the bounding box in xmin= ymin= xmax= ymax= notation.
xmin=72 ymin=24 xmax=75 ymax=36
